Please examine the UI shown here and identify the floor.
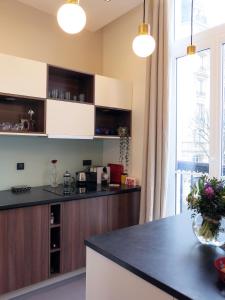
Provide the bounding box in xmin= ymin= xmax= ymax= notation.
xmin=11 ymin=274 xmax=86 ymax=300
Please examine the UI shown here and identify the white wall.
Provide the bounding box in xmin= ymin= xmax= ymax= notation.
xmin=0 ymin=137 xmax=103 ymax=190
xmin=102 ymin=5 xmax=147 ymax=184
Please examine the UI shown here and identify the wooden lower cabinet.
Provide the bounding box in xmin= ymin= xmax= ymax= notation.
xmin=61 ymin=196 xmax=108 ymax=273
xmin=61 ymin=192 xmax=140 ymax=273
xmin=0 ymin=191 xmax=140 ymax=295
xmin=108 ymin=192 xmax=140 ymax=231
xmin=0 ymin=205 xmax=49 ymax=295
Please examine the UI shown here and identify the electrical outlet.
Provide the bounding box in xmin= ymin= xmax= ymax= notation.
xmin=83 ymin=160 xmax=92 ymax=167
xmin=17 ymin=163 xmax=25 ymax=170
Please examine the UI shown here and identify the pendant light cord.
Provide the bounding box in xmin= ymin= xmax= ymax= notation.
xmin=191 ymin=0 xmax=194 ymax=45
xmin=143 ymin=0 xmax=146 ymax=23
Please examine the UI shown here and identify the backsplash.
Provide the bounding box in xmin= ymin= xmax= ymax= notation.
xmin=0 ymin=136 xmax=103 ymax=191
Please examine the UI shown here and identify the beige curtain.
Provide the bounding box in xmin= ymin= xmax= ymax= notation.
xmin=140 ymin=0 xmax=171 ymax=223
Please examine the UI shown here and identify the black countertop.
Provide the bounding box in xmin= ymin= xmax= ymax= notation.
xmin=85 ymin=214 xmax=225 ymax=300
xmin=0 ymin=185 xmax=141 ymax=210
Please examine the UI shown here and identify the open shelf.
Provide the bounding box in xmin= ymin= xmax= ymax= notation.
xmin=49 ymin=203 xmax=62 ymax=276
xmin=50 ymin=204 xmax=61 ymax=225
xmin=0 ymin=94 xmax=45 ymax=134
xmin=50 ymin=248 xmax=61 ymax=253
xmin=50 ymin=251 xmax=61 ymax=275
xmin=48 ymin=66 xmax=94 ymax=104
xmin=95 ymin=106 xmax=131 ymax=137
xmin=50 ymin=226 xmax=60 ymax=250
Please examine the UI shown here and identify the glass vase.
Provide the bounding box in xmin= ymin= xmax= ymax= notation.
xmin=192 ymin=214 xmax=225 ymax=247
xmin=50 ymin=163 xmax=58 ymax=188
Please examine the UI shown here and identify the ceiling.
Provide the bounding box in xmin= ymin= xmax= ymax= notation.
xmin=17 ymin=0 xmax=143 ymax=32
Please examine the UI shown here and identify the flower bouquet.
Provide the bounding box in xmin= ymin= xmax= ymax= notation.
xmin=187 ymin=176 xmax=225 ymax=246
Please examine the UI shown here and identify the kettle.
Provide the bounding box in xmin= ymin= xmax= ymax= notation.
xmin=76 ymin=171 xmax=86 ymax=187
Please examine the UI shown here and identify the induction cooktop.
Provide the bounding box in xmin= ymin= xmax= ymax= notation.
xmin=44 ymin=184 xmax=105 ymax=196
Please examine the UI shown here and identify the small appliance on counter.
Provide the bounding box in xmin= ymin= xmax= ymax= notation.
xmin=75 ymin=171 xmax=97 ymax=187
xmin=108 ymin=163 xmax=124 ymax=184
xmin=90 ymin=166 xmax=110 ymax=185
xmin=76 ymin=171 xmax=87 ymax=187
xmin=63 ymin=171 xmax=73 ymax=187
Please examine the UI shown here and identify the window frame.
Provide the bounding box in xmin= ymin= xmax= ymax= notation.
xmin=168 ymin=0 xmax=225 ymax=216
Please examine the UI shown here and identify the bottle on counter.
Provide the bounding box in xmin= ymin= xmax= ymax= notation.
xmin=101 ymin=167 xmax=109 ymax=186
xmin=50 ymin=160 xmax=58 ymax=188
xmin=50 ymin=212 xmax=54 ymax=225
xmin=121 ymin=173 xmax=128 ymax=185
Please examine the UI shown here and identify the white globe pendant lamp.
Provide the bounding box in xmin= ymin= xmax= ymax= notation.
xmin=132 ymin=0 xmax=155 ymax=58
xmin=57 ymin=0 xmax=86 ymax=34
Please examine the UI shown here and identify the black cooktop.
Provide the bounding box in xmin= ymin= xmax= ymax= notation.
xmin=44 ymin=184 xmax=105 ymax=196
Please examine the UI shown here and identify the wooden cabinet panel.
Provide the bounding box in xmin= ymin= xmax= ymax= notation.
xmin=46 ymin=100 xmax=94 ymax=138
xmin=95 ymin=75 xmax=132 ymax=110
xmin=61 ymin=197 xmax=108 ymax=273
xmin=0 ymin=205 xmax=49 ymax=295
xmin=0 ymin=53 xmax=47 ymax=98
xmin=108 ymin=192 xmax=140 ymax=231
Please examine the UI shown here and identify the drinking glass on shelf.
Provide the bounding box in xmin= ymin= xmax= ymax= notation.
xmin=65 ymin=91 xmax=71 ymax=100
xmin=59 ymin=89 xmax=65 ymax=100
xmin=79 ymin=93 xmax=85 ymax=102
xmin=2 ymin=122 xmax=12 ymax=131
xmin=52 ymin=89 xmax=59 ymax=99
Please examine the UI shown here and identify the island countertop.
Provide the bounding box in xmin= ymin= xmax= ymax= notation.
xmin=85 ymin=214 xmax=225 ymax=300
xmin=0 ymin=184 xmax=141 ymax=210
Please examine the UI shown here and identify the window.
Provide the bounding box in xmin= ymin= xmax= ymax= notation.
xmin=176 ymin=50 xmax=210 ymax=212
xmin=170 ymin=0 xmax=225 ymax=215
xmin=175 ymin=0 xmax=225 ymax=40
xmin=222 ymin=45 xmax=225 ymax=176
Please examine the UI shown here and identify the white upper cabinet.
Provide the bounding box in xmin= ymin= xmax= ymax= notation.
xmin=0 ymin=53 xmax=47 ymax=98
xmin=95 ymin=75 xmax=132 ymax=110
xmin=46 ymin=100 xmax=94 ymax=139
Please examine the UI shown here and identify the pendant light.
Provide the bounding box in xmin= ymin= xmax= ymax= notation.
xmin=132 ymin=0 xmax=156 ymax=58
xmin=57 ymin=0 xmax=86 ymax=34
xmin=187 ymin=0 xmax=196 ymax=55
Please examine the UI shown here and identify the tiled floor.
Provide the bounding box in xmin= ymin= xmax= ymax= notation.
xmin=12 ymin=274 xmax=86 ymax=300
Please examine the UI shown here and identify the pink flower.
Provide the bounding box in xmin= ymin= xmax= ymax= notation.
xmin=204 ymin=186 xmax=214 ymax=198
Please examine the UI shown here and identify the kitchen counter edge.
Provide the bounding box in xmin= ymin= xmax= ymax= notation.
xmin=0 ymin=185 xmax=141 ymax=210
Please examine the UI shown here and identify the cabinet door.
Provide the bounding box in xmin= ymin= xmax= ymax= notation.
xmin=0 ymin=53 xmax=47 ymax=98
xmin=46 ymin=100 xmax=94 ymax=138
xmin=95 ymin=75 xmax=132 ymax=110
xmin=0 ymin=205 xmax=49 ymax=295
xmin=108 ymin=192 xmax=140 ymax=231
xmin=61 ymin=197 xmax=108 ymax=273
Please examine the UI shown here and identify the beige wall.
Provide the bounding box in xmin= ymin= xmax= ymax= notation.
xmin=102 ymin=5 xmax=147 ymax=184
xmin=0 ymin=0 xmax=103 ymax=190
xmin=0 ymin=0 xmax=147 ymax=188
xmin=0 ymin=0 xmax=102 ymax=73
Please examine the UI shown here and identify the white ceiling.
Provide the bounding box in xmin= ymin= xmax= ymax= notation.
xmin=17 ymin=0 xmax=143 ymax=32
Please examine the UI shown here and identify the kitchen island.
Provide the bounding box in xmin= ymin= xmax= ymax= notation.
xmin=85 ymin=214 xmax=225 ymax=300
